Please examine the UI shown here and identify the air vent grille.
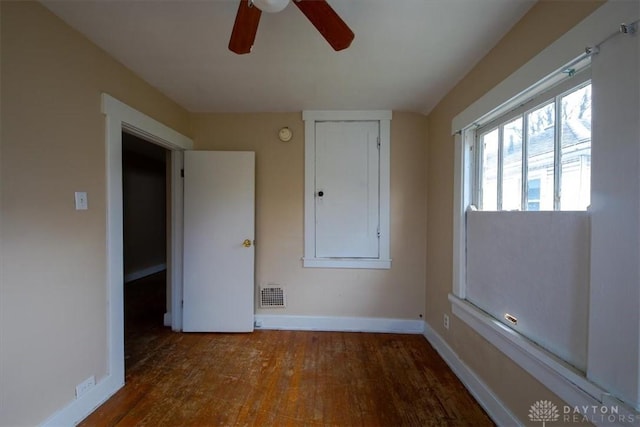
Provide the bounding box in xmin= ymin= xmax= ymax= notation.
xmin=260 ymin=285 xmax=286 ymax=308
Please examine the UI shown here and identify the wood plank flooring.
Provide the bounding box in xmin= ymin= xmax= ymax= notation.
xmin=81 ymin=274 xmax=493 ymax=427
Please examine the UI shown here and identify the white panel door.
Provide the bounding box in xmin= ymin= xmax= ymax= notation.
xmin=315 ymin=121 xmax=379 ymax=258
xmin=183 ymin=151 xmax=255 ymax=332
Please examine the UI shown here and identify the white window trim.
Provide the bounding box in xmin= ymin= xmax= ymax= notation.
xmin=450 ymin=0 xmax=640 ymax=416
xmin=302 ymin=110 xmax=392 ymax=269
xmin=474 ymin=73 xmax=591 ymax=211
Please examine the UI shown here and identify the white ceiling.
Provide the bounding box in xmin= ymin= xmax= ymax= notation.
xmin=42 ymin=0 xmax=535 ymax=114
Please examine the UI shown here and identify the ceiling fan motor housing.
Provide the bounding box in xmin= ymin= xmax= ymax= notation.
xmin=251 ymin=0 xmax=289 ymax=13
xmin=230 ymin=0 xmax=354 ymax=54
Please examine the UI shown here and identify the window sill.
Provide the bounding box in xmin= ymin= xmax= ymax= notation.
xmin=448 ymin=293 xmax=606 ymax=406
xmin=302 ymin=258 xmax=391 ymax=269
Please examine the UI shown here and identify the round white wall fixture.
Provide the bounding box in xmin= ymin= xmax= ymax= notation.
xmin=278 ymin=127 xmax=293 ymax=142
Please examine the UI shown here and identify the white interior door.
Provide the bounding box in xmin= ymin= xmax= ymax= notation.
xmin=183 ymin=151 xmax=255 ymax=332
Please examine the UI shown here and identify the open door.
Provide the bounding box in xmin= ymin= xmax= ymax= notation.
xmin=182 ymin=151 xmax=255 ymax=332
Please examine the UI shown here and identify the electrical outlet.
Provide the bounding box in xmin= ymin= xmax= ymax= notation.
xmin=443 ymin=314 xmax=450 ymax=330
xmin=75 ymin=375 xmax=95 ymax=399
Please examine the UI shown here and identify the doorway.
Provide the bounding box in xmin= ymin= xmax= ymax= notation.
xmin=100 ymin=96 xmax=254 ymax=421
xmin=122 ymin=132 xmax=170 ymax=373
xmin=102 ymin=93 xmax=192 ymax=405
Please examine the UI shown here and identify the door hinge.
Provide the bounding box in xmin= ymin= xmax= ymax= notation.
xmin=181 ymin=169 xmax=184 ymax=178
xmin=377 ymin=228 xmax=381 ymax=238
xmin=377 ymin=137 xmax=381 ymax=149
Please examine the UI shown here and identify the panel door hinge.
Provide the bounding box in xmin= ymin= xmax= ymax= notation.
xmin=181 ymin=169 xmax=184 ymax=178
xmin=377 ymin=227 xmax=381 ymax=238
xmin=377 ymin=137 xmax=381 ymax=149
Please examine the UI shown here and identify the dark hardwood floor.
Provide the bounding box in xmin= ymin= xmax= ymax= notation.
xmin=81 ymin=273 xmax=493 ymax=426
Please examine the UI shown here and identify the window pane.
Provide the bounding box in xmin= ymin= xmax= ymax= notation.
xmin=501 ymin=117 xmax=523 ymax=210
xmin=526 ymin=102 xmax=555 ymax=211
xmin=560 ymin=84 xmax=591 ymax=210
xmin=481 ymin=129 xmax=499 ymax=210
xmin=527 ymin=178 xmax=541 ymax=211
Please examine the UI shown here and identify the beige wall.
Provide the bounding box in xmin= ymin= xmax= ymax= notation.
xmin=424 ymin=0 xmax=605 ymax=423
xmin=192 ymin=112 xmax=427 ymax=319
xmin=0 ymin=0 xmax=610 ymax=425
xmin=0 ymin=2 xmax=190 ymax=425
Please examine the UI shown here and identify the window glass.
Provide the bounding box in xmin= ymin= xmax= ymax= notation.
xmin=481 ymin=129 xmax=499 ymax=210
xmin=501 ymin=117 xmax=523 ymax=211
xmin=527 ymin=178 xmax=541 ymax=211
xmin=474 ymin=81 xmax=591 ymax=212
xmin=560 ymin=84 xmax=591 ymax=210
xmin=526 ymin=102 xmax=555 ymax=210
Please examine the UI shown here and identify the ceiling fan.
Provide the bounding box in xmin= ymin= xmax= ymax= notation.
xmin=229 ymin=0 xmax=354 ymax=54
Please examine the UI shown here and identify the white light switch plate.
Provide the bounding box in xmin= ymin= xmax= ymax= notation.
xmin=75 ymin=192 xmax=88 ymax=210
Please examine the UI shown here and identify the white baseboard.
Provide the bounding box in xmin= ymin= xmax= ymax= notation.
xmin=423 ymin=321 xmax=520 ymax=427
xmin=254 ymin=314 xmax=424 ymax=334
xmin=41 ymin=373 xmax=123 ymax=427
xmin=163 ymin=312 xmax=172 ymax=327
xmin=448 ymin=296 xmax=640 ymax=425
xmin=124 ymin=263 xmax=166 ymax=283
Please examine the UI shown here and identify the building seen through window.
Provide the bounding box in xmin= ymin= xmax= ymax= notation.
xmin=478 ymin=82 xmax=591 ymax=211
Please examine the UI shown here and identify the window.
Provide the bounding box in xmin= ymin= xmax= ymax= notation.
xmin=450 ymin=1 xmax=640 ymax=411
xmin=476 ymin=81 xmax=591 ymax=211
xmin=454 ymin=69 xmax=594 ymax=381
xmin=302 ymin=111 xmax=391 ymax=269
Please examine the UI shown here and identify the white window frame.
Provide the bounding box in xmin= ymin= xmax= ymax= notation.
xmin=454 ymin=66 xmax=603 ymax=409
xmin=474 ymin=74 xmax=592 ymax=211
xmin=450 ymin=0 xmax=640 ymax=414
xmin=452 ymin=65 xmax=609 ymax=414
xmin=302 ymin=110 xmax=392 ymax=269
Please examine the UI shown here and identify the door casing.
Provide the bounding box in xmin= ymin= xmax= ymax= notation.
xmin=103 ymin=94 xmax=193 ymax=393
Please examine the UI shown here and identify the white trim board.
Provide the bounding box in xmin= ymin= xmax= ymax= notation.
xmin=101 ymin=95 xmax=192 ymax=150
xmin=449 ymin=295 xmax=640 ymax=424
xmin=438 ymin=299 xmax=640 ymax=426
xmin=424 ymin=318 xmax=640 ymax=426
xmin=302 ymin=110 xmax=392 ymax=121
xmin=422 ymin=322 xmax=521 ymax=426
xmin=449 ymin=0 xmax=640 ymax=415
xmin=42 ymin=94 xmax=194 ymax=427
xmin=302 ymin=110 xmax=392 ymax=270
xmin=451 ymin=0 xmax=639 ymax=134
xmin=124 ymin=263 xmax=166 ymax=283
xmin=254 ymin=314 xmax=424 ymax=334
xmin=41 ymin=374 xmax=122 ymax=427
xmin=169 ymin=150 xmax=185 ymax=332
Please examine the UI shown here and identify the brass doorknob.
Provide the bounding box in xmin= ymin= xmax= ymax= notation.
xmin=242 ymin=239 xmax=252 ymax=248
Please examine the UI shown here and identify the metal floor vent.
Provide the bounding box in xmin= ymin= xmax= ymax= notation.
xmin=260 ymin=285 xmax=286 ymax=308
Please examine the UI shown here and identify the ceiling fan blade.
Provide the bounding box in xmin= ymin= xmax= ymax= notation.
xmin=293 ymin=0 xmax=354 ymax=51
xmin=229 ymin=0 xmax=262 ymax=54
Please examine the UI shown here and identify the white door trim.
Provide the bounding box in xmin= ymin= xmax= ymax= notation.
xmin=44 ymin=95 xmax=193 ymax=426
xmin=102 ymin=93 xmax=192 ymax=395
xmin=302 ymin=110 xmax=392 ymax=269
